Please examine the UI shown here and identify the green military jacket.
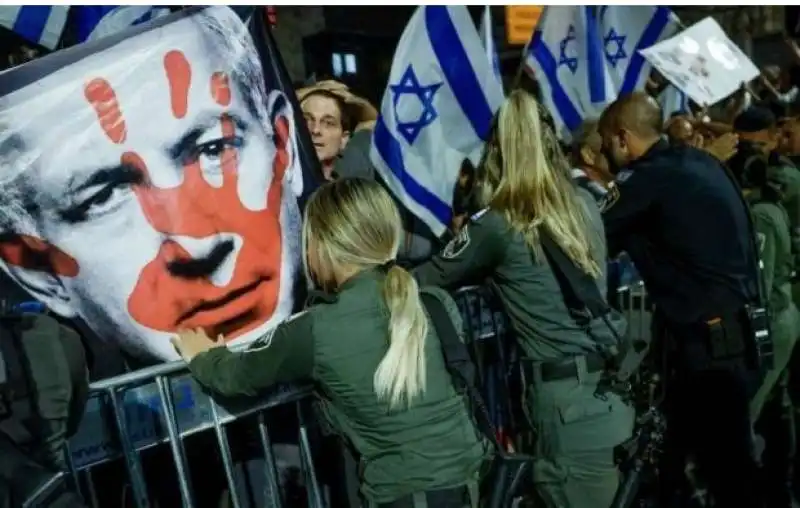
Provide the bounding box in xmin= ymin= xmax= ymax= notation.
xmin=750 ymin=197 xmax=793 ymax=315
xmin=188 ymin=269 xmax=486 ymax=503
xmin=413 ymin=188 xmax=625 ymax=363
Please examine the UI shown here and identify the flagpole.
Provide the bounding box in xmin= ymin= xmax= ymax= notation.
xmin=510 ymin=35 xmax=533 ymax=90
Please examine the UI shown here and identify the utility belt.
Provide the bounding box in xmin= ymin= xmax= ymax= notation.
xmin=521 ymin=352 xmax=608 ymax=385
xmin=660 ymin=305 xmax=773 ymax=371
xmin=372 ymin=484 xmax=473 ymax=508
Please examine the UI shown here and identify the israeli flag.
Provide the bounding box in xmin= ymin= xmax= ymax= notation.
xmin=525 ymin=7 xmax=599 ymax=140
xmin=659 ymin=84 xmax=691 ymax=121
xmin=72 ymin=6 xmax=172 ymax=43
xmin=0 ymin=6 xmax=69 ymax=50
xmin=479 ymin=6 xmax=502 ymax=83
xmin=526 ymin=6 xmax=678 ymax=140
xmin=595 ymin=6 xmax=678 ymax=96
xmin=370 ymin=6 xmax=504 ymax=236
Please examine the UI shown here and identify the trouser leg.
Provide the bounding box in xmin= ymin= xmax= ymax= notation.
xmin=528 ymin=371 xmax=635 ymax=508
xmin=688 ymin=368 xmax=761 ymax=508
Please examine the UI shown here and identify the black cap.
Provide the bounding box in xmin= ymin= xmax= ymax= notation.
xmin=733 ymin=106 xmax=777 ymax=133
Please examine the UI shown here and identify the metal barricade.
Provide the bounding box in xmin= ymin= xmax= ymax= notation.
xmin=450 ymin=281 xmax=652 ymax=441
xmin=59 ymin=281 xmax=652 ymax=508
xmin=65 ymin=360 xmax=323 ymax=508
xmin=452 ymin=280 xmax=651 ymax=349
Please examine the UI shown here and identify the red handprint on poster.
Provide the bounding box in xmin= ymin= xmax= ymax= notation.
xmin=82 ymin=49 xmax=289 ymax=341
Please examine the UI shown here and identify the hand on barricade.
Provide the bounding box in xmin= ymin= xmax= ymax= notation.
xmin=171 ymin=327 xmax=223 ymax=362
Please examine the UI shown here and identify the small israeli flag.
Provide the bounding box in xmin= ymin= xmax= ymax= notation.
xmin=0 ymin=6 xmax=69 ymax=50
xmin=72 ymin=6 xmax=172 ymax=43
xmin=370 ymin=6 xmax=504 ymax=236
xmin=595 ymin=6 xmax=678 ymax=96
xmin=526 ymin=6 xmax=678 ymax=140
xmin=659 ymin=84 xmax=691 ymax=121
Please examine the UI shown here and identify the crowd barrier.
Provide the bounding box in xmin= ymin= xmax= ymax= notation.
xmin=62 ymin=281 xmax=651 ymax=508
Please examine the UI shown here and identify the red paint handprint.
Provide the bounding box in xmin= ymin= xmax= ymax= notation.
xmin=83 ymin=49 xmax=290 ymax=341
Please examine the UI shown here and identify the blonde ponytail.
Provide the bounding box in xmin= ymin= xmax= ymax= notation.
xmin=302 ymin=178 xmax=429 ymax=409
xmin=373 ymin=264 xmax=429 ymax=409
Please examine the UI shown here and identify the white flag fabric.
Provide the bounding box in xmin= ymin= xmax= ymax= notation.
xmin=370 ymin=6 xmax=504 ymax=236
xmin=479 ymin=6 xmax=502 ymax=83
xmin=525 ymin=6 xmax=677 ymax=140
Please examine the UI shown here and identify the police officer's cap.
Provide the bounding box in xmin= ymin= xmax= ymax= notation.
xmin=733 ymin=106 xmax=776 ymax=133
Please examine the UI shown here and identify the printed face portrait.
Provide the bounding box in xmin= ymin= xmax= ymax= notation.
xmin=0 ymin=7 xmax=303 ymax=361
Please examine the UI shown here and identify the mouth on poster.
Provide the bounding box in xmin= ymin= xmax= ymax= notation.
xmin=639 ymin=17 xmax=759 ymax=107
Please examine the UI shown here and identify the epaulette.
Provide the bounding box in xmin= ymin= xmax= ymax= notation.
xmin=470 ymin=208 xmax=489 ymax=221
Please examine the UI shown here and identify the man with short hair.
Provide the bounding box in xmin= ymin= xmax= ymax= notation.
xmin=570 ymin=119 xmax=612 ymax=204
xmin=599 ymin=91 xmax=763 ymax=507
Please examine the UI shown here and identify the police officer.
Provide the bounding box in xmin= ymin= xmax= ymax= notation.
xmin=598 ymin=92 xmax=762 ymax=507
xmin=734 ymin=153 xmax=800 ymax=508
xmin=173 ymin=178 xmax=487 ymax=508
xmin=413 ymin=89 xmax=634 ymax=508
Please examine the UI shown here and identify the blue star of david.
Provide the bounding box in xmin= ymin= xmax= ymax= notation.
xmin=604 ymin=28 xmax=627 ymax=68
xmin=558 ymin=25 xmax=578 ymax=74
xmin=390 ymin=65 xmax=442 ymax=145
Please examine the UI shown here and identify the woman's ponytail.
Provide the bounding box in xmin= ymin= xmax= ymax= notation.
xmin=373 ymin=265 xmax=428 ymax=409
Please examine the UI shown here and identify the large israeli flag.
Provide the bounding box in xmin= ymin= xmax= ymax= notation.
xmin=72 ymin=6 xmax=172 ymax=43
xmin=526 ymin=6 xmax=678 ymax=140
xmin=0 ymin=6 xmax=69 ymax=50
xmin=370 ymin=6 xmax=504 ymax=236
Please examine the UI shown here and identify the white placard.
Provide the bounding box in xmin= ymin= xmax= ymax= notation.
xmin=639 ymin=17 xmax=759 ymax=107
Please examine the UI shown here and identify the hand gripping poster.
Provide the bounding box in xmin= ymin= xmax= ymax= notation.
xmin=0 ymin=6 xmax=321 ymax=361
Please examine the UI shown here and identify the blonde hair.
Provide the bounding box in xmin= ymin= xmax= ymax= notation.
xmin=480 ymin=89 xmax=601 ymax=278
xmin=302 ymin=178 xmax=428 ymax=408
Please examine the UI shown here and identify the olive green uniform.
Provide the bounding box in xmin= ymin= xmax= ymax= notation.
xmin=188 ymin=270 xmax=486 ymax=506
xmin=750 ymin=198 xmax=800 ymax=420
xmin=413 ymin=189 xmax=635 ymax=508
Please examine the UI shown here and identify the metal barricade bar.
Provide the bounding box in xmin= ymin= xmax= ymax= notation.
xmin=63 ymin=278 xmax=652 ymax=507
xmin=67 ymin=359 xmax=317 ymax=508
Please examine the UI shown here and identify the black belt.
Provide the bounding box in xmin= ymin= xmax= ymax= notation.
xmin=523 ymin=353 xmax=607 ymax=383
xmin=375 ymin=485 xmax=470 ymax=508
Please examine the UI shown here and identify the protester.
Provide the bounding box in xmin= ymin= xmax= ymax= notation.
xmin=570 ymin=119 xmax=613 ymax=203
xmin=174 ymin=178 xmax=488 ymax=508
xmin=296 ymin=80 xmax=378 ymax=181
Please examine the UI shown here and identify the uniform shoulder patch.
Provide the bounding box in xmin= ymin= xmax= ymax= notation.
xmin=442 ymin=225 xmax=471 ymax=259
xmin=600 ymin=184 xmax=620 ymax=213
xmin=470 ymin=208 xmax=489 ymax=221
xmin=757 ymin=232 xmax=766 ymax=254
xmin=615 ymin=169 xmax=634 ymax=183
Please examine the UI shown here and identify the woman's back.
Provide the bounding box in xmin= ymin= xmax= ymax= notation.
xmin=307 ymin=270 xmax=485 ymax=502
xmin=415 ymin=190 xmax=622 ymax=363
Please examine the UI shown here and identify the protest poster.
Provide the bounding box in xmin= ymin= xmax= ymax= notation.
xmin=0 ymin=6 xmax=320 ymax=361
xmin=639 ymin=17 xmax=759 ymax=107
